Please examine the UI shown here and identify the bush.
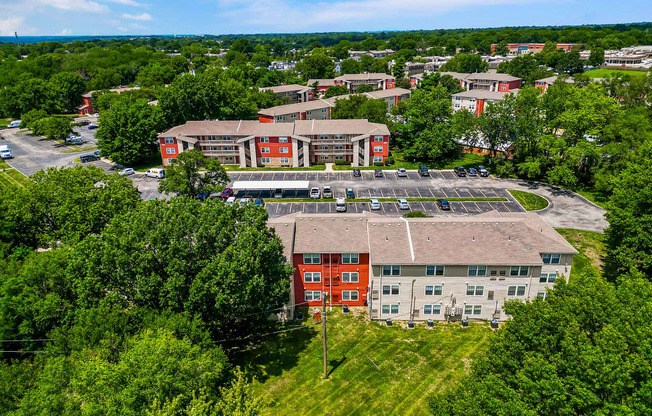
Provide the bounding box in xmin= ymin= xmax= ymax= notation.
xmin=403 ymin=211 xmax=431 ymax=218
xmin=384 ymin=156 xmax=395 ymax=166
xmin=335 ymin=160 xmax=351 ymax=166
xmin=373 ymin=161 xmax=384 ymax=167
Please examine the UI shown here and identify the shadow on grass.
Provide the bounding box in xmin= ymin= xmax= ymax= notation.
xmin=328 ymin=356 xmax=346 ymax=377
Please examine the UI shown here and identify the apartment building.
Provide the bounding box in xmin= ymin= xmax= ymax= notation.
xmin=260 ymin=84 xmax=314 ymax=103
xmin=491 ymin=43 xmax=578 ymax=55
xmin=349 ymin=49 xmax=395 ymax=60
xmin=157 ymin=119 xmax=390 ymax=168
xmin=452 ymin=90 xmax=513 ymax=116
xmin=334 ymin=73 xmax=396 ymax=93
xmin=307 ymin=79 xmax=337 ymax=96
xmin=461 ymin=71 xmax=522 ymax=92
xmin=534 ymin=75 xmax=575 ymax=93
xmin=77 ymin=86 xmax=140 ymax=115
xmin=268 ymin=211 xmax=576 ymax=321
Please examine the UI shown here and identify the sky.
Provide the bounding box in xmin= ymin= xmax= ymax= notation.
xmin=0 ymin=0 xmax=649 ymax=37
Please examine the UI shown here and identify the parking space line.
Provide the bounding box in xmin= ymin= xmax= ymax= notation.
xmin=474 ymin=201 xmax=481 ymax=212
xmin=419 ymin=201 xmax=426 ymax=212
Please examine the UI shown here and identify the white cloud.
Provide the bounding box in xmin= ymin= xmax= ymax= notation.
xmin=121 ymin=12 xmax=152 ymax=20
xmin=0 ymin=16 xmax=25 ymax=36
xmin=38 ymin=0 xmax=109 ymax=13
xmin=105 ymin=0 xmax=146 ymax=6
xmin=58 ymin=28 xmax=72 ymax=35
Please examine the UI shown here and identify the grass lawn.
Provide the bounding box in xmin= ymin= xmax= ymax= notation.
xmin=508 ymin=190 xmax=549 ymax=211
xmin=225 ymin=165 xmax=327 ymax=171
xmin=236 ymin=309 xmax=491 ymax=416
xmin=333 ymin=151 xmax=485 ymax=171
xmin=556 ymin=228 xmax=605 ymax=277
xmin=60 ymin=145 xmax=98 ymax=154
xmin=574 ymin=188 xmax=610 ymax=209
xmin=0 ymin=161 xmax=30 ymax=188
xmin=0 ymin=118 xmax=10 ymax=128
xmin=584 ymin=68 xmax=648 ymax=79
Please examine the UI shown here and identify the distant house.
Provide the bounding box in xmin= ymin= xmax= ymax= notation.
xmin=491 ymin=43 xmax=578 ymax=55
xmin=260 ymin=84 xmax=314 ymax=103
xmin=451 ymin=89 xmax=516 ymax=116
xmin=334 ymin=73 xmax=396 ymax=93
xmin=534 ymin=75 xmax=575 ymax=93
xmin=307 ymin=78 xmax=337 ymax=95
xmin=76 ymin=86 xmax=141 ymax=115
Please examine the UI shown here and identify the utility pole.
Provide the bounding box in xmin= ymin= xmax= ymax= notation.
xmin=322 ymin=292 xmax=328 ymax=379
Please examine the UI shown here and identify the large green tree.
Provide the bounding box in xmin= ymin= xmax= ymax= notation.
xmin=331 ymin=94 xmax=388 ymax=124
xmin=31 ymin=116 xmax=73 ymax=140
xmin=295 ymin=53 xmax=335 ymax=80
xmin=158 ymin=149 xmax=230 ymax=198
xmin=440 ymin=53 xmax=488 ymax=73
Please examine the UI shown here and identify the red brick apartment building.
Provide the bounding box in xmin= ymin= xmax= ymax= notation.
xmin=158 ymin=119 xmax=390 ymax=168
xmin=259 ymin=84 xmax=315 ymax=103
xmin=76 ymin=86 xmax=141 ymax=115
xmin=491 ymin=43 xmax=578 ymax=55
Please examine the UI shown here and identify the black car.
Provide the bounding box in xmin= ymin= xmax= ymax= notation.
xmin=374 ymin=169 xmax=383 ymax=178
xmin=88 ymin=125 xmax=99 ymax=130
xmin=478 ymin=165 xmax=489 ymax=177
xmin=353 ymin=168 xmax=361 ymax=177
xmin=93 ymin=150 xmax=101 ymax=157
xmin=454 ymin=166 xmax=466 ymax=177
xmin=437 ymin=199 xmax=451 ymax=210
xmin=80 ymin=153 xmax=99 ymax=163
xmin=418 ymin=164 xmax=429 ymax=176
xmin=346 ymin=188 xmax=355 ymax=198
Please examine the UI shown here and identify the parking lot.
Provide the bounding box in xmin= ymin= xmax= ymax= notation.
xmin=228 ymin=170 xmax=484 ymax=182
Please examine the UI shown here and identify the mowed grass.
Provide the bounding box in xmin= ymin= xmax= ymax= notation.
xmin=236 ymin=309 xmax=492 ymax=416
xmin=556 ymin=228 xmax=605 ymax=277
xmin=508 ymin=190 xmax=549 ymax=211
xmin=0 ymin=160 xmax=29 ymax=188
xmin=584 ymin=68 xmax=649 ymax=79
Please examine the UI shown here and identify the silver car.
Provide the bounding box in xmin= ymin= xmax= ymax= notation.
xmin=370 ymin=199 xmax=381 ymax=210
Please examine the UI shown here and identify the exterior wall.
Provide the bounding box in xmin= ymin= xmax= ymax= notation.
xmin=370 ymin=134 xmax=389 ymax=163
xmin=293 ymin=253 xmax=370 ymax=307
xmin=77 ymin=97 xmax=94 ymax=115
xmin=259 ymin=115 xmax=274 ymax=123
xmin=535 ymin=81 xmax=551 ymax=93
xmin=159 ymin=136 xmax=179 ymax=166
xmin=498 ymin=79 xmax=521 ymax=92
xmin=255 ymin=136 xmax=293 ymax=166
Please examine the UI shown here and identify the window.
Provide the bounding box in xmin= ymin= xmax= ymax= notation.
xmin=426 ymin=265 xmax=444 ymax=276
xmin=166 ymin=148 xmax=176 ymax=154
xmin=382 ymin=304 xmax=399 ymax=314
xmin=507 ymin=285 xmax=526 ymax=296
xmin=303 ymin=253 xmax=321 ymax=264
xmin=335 ymin=155 xmax=344 ymax=160
xmin=537 ymin=291 xmax=547 ymax=300
xmin=261 ymin=157 xmax=271 ymax=164
xmin=540 ymin=273 xmax=557 ymax=283
xmin=279 ymin=137 xmax=288 ymax=143
xmin=382 ymin=265 xmax=401 ymax=276
xmin=424 ymin=305 xmax=441 ymax=315
xmin=341 ymin=272 xmax=359 ymax=283
xmin=468 ymin=265 xmax=487 ymax=276
xmin=164 ymin=137 xmax=174 ymax=144
xmin=464 ymin=305 xmax=482 ymax=315
xmin=305 ymin=291 xmax=321 ymax=301
xmin=466 ymin=286 xmax=484 ymax=296
xmin=319 ymin=155 xmax=329 ymax=161
xmin=542 ymin=254 xmax=561 ymax=264
xmin=280 ymin=157 xmax=290 ymax=164
xmin=374 ymin=146 xmax=384 ymax=153
xmin=373 ymin=156 xmax=383 ymax=162
xmin=342 ymin=253 xmax=359 ymax=264
xmin=382 ymin=285 xmax=400 ymax=295
xmin=280 ymin=147 xmax=289 ymax=153
xmin=342 ymin=291 xmax=359 ymax=301
xmin=335 ymin=144 xmax=344 ymax=150
xmin=510 ymin=266 xmax=529 ymax=276
xmin=261 ymin=147 xmax=270 ymax=154
xmin=260 ymin=137 xmax=269 ymax=143
xmin=425 ymin=285 xmax=442 ymax=296
xmin=304 ymin=272 xmax=321 ymax=283
xmin=374 ymin=136 xmax=384 ymax=142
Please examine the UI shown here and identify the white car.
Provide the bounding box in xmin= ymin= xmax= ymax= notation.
xmin=370 ymin=199 xmax=381 ymax=210
xmin=146 ymin=168 xmax=165 ymax=179
xmin=335 ymin=197 xmax=347 ymax=212
xmin=397 ymin=168 xmax=408 ymax=177
xmin=118 ymin=168 xmax=135 ymax=176
xmin=225 ymin=196 xmax=236 ymax=205
xmin=397 ymin=199 xmax=410 ymax=210
xmin=310 ymin=187 xmax=321 ymax=199
xmin=239 ymin=196 xmax=252 ymax=205
xmin=322 ymin=186 xmax=332 ymax=198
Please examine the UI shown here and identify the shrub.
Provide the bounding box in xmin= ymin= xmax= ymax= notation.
xmin=335 ymin=160 xmax=351 ymax=166
xmin=403 ymin=211 xmax=431 ymax=218
xmin=373 ymin=161 xmax=384 ymax=166
xmin=384 ymin=156 xmax=395 ymax=166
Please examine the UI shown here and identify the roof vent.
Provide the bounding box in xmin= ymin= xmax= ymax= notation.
xmin=508 ymin=236 xmax=511 ymax=241
xmin=462 ymin=223 xmax=466 ymax=226
xmin=385 ymin=237 xmax=389 ymax=242
xmin=482 ymin=222 xmax=486 ymax=226
xmin=346 ymin=227 xmax=349 ymax=232
xmin=427 ymin=236 xmax=430 ymax=241
xmin=472 ymin=236 xmax=475 ymax=241
xmin=314 ymin=228 xmax=317 ymax=232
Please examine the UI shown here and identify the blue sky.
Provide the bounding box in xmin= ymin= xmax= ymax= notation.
xmin=0 ymin=0 xmax=649 ymax=37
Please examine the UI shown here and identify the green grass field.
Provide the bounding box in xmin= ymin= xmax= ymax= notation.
xmin=236 ymin=310 xmax=491 ymax=416
xmin=584 ymin=68 xmax=648 ymax=79
xmin=0 ymin=160 xmax=30 ymax=188
xmin=556 ymin=229 xmax=605 ymax=277
xmin=508 ymin=190 xmax=549 ymax=211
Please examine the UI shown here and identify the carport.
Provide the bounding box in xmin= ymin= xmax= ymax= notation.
xmin=231 ymin=180 xmax=311 ymax=198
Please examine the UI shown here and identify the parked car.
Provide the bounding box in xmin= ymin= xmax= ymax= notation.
xmin=397 ymin=198 xmax=410 ymax=210
xmin=322 ymin=186 xmax=332 ymax=198
xmin=467 ymin=167 xmax=478 ymax=177
xmin=88 ymin=125 xmax=99 ymax=130
xmin=66 ymin=135 xmax=85 ymax=144
xmin=220 ymin=188 xmax=233 ymax=199
xmin=0 ymin=144 xmax=12 ymax=159
xmin=353 ymin=168 xmax=361 ymax=177
xmin=118 ymin=167 xmax=135 ymax=176
xmin=310 ymin=187 xmax=321 ymax=199
xmin=80 ymin=153 xmax=99 ymax=163
xmin=274 ymin=188 xmax=284 ymax=199
xmin=370 ymin=199 xmax=381 ymax=210
xmin=454 ymin=166 xmax=466 ymax=177
xmin=7 ymin=120 xmax=21 ymax=128
xmin=225 ymin=196 xmax=236 ymax=205
xmin=78 ymin=119 xmax=91 ymax=126
xmin=146 ymin=168 xmax=165 ymax=179
xmin=397 ymin=167 xmax=408 ymax=177
xmin=346 ymin=188 xmax=355 ymax=199
xmin=239 ymin=196 xmax=252 ymax=205
xmin=478 ymin=166 xmax=489 ymax=177
xmin=375 ymin=169 xmax=383 ymax=178
xmin=254 ymin=199 xmax=265 ymax=207
xmin=418 ymin=164 xmax=429 ymax=176
xmin=197 ymin=192 xmax=210 ymax=201
xmin=335 ymin=197 xmax=347 ymax=212
xmin=93 ymin=150 xmax=101 ymax=157
xmin=437 ymin=199 xmax=451 ymax=210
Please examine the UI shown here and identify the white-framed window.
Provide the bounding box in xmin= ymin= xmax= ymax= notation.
xmin=507 ymin=285 xmax=526 ymax=296
xmin=279 ymin=137 xmax=288 ymax=143
xmin=342 ymin=253 xmax=359 ymax=264
xmin=342 ymin=291 xmax=359 ymax=301
xmin=539 ymin=273 xmax=557 ymax=283
xmin=261 ymin=147 xmax=270 ymax=154
xmin=464 ymin=305 xmax=482 ymax=315
xmin=537 ymin=291 xmax=547 ymax=300
xmin=319 ymin=155 xmax=329 ymax=161
xmin=425 ymin=285 xmax=443 ymax=296
xmin=223 ymin=135 xmax=232 ymax=141
xmin=335 ymin=134 xmax=343 ymax=140
xmin=341 ymin=272 xmax=359 ymax=283
xmin=510 ymin=266 xmax=529 ymax=276
xmin=426 ymin=265 xmax=444 ymax=276
xmin=382 ymin=285 xmax=400 ymax=295
xmin=164 ymin=137 xmax=174 ymax=144
xmin=319 ymin=145 xmax=329 ymax=150
xmin=305 ymin=291 xmax=321 ymax=301
xmin=542 ymin=254 xmax=561 ymax=264
xmin=335 ymin=155 xmax=344 ymax=160
xmin=260 ymin=137 xmax=269 ymax=143
xmin=280 ymin=157 xmax=290 ymax=164
xmin=424 ymin=305 xmax=441 ymax=315
xmin=373 ymin=156 xmax=383 ymax=162
xmin=166 ymin=148 xmax=176 ymax=154
xmin=466 ymin=285 xmax=484 ymax=296
xmin=261 ymin=157 xmax=271 ymax=164
xmin=374 ymin=146 xmax=384 ymax=152
xmin=303 ymin=253 xmax=321 ymax=264
xmin=468 ymin=265 xmax=487 ymax=276
xmin=280 ymin=147 xmax=289 ymax=153
xmin=382 ymin=265 xmax=401 ymax=276
xmin=304 ymin=272 xmax=321 ymax=283
xmin=334 ymin=144 xmax=344 ymax=150
xmin=374 ymin=136 xmax=384 ymax=142
xmin=382 ymin=304 xmax=399 ymax=314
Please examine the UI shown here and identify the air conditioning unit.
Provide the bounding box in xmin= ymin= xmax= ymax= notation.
xmin=455 ymin=306 xmax=463 ymax=316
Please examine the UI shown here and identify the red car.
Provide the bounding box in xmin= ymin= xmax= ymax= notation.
xmin=220 ymin=188 xmax=233 ymax=199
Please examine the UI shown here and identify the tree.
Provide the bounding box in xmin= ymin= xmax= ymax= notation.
xmin=136 ymin=62 xmax=176 ymax=88
xmin=340 ymin=58 xmax=361 ymax=74
xmin=355 ymin=84 xmax=375 ymax=93
xmin=48 ymin=72 xmax=85 ymax=113
xmin=555 ymin=50 xmax=584 ymax=75
xmin=392 ymin=56 xmax=406 ymax=78
xmin=323 ymin=85 xmax=349 ymax=98
xmin=295 ymin=53 xmax=335 ymax=80
xmin=477 ymin=93 xmax=517 ymax=157
xmin=497 ymin=54 xmax=552 ymax=85
xmin=493 ymin=40 xmax=509 ymax=56
xmin=66 ymin=197 xmax=293 ymax=336
xmin=589 ymin=47 xmax=605 ymax=67
xmin=331 ymin=95 xmax=388 ymax=124
xmin=158 ymin=149 xmax=229 ymax=198
xmin=440 ymin=53 xmax=488 ymax=73
xmin=31 ymin=116 xmax=73 ymax=140
xmin=96 ymin=96 xmax=165 ymax=166
xmin=5 ymin=165 xmax=141 ymax=247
